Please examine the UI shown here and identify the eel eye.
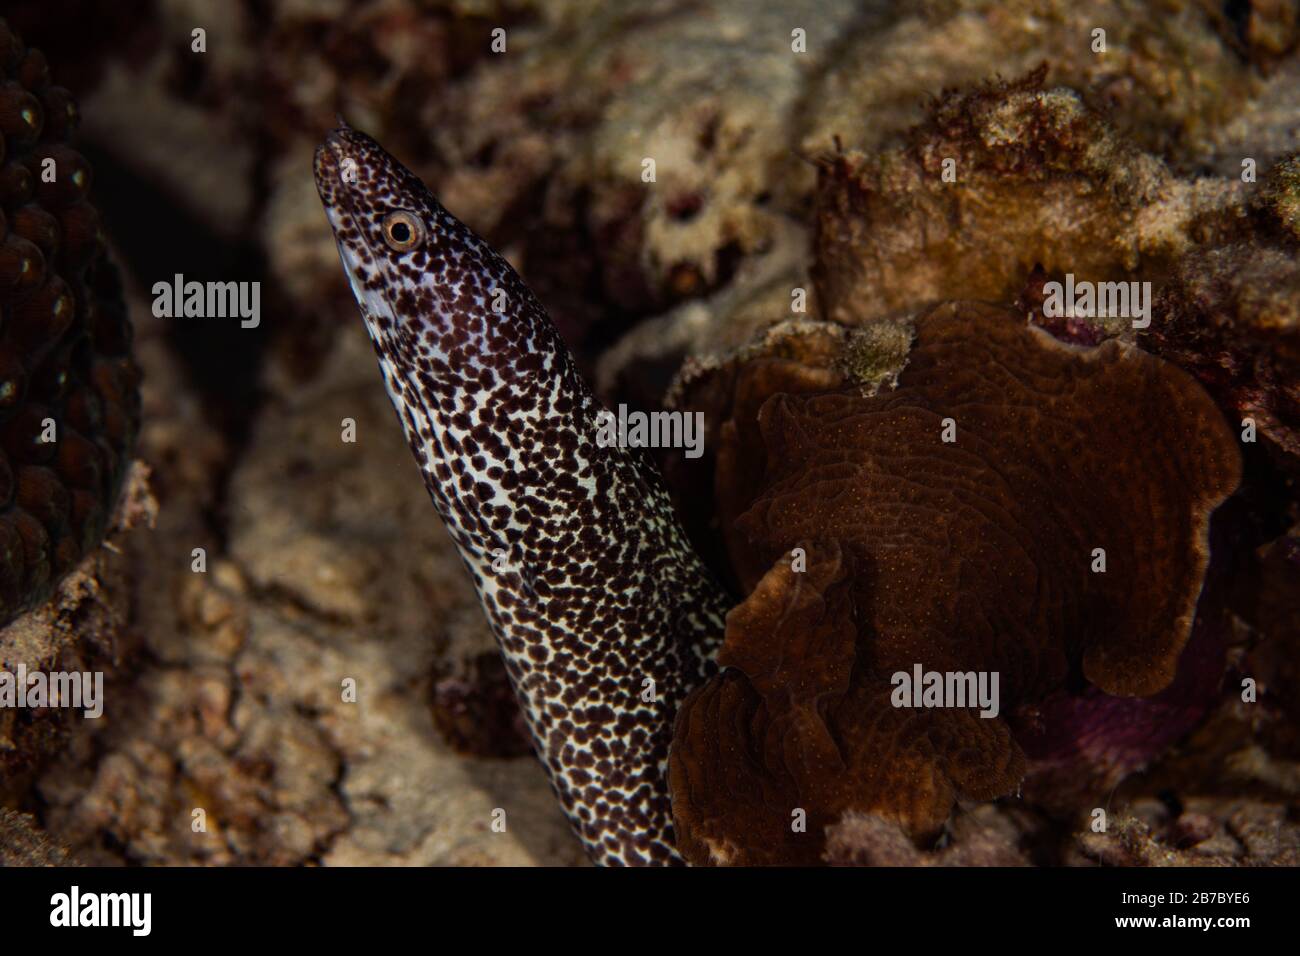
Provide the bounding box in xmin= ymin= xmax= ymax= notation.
xmin=381 ymin=211 xmax=423 ymax=251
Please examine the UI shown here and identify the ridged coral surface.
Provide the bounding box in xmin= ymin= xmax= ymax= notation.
xmin=0 ymin=19 xmax=138 ymax=626
xmin=670 ymin=304 xmax=1242 ymax=865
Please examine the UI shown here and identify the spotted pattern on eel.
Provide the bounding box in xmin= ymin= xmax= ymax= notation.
xmin=313 ymin=126 xmax=729 ymax=866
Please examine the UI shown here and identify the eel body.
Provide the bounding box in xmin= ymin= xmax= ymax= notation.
xmin=314 ymin=126 xmax=728 ymax=865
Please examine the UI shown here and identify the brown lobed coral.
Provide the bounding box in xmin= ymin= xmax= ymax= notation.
xmin=668 ymin=303 xmax=1242 ymax=865
xmin=0 ymin=18 xmax=138 ymax=627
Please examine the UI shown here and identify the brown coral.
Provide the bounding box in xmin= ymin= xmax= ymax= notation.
xmin=0 ymin=807 xmax=72 ymax=864
xmin=669 ymin=302 xmax=1241 ymax=865
xmin=812 ymin=70 xmax=1243 ymax=329
xmin=0 ymin=18 xmax=138 ymax=627
xmin=1142 ymin=165 xmax=1300 ymax=466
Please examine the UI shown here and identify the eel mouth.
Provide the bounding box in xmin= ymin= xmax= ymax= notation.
xmin=312 ymin=126 xmax=377 ymax=285
xmin=312 ymin=126 xmax=361 ymax=225
xmin=312 ymin=126 xmax=414 ymax=351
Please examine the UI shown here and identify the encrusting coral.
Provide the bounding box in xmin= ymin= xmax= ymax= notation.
xmin=1144 ymin=229 xmax=1300 ymax=466
xmin=0 ymin=806 xmax=71 ymax=864
xmin=668 ymin=303 xmax=1241 ymax=865
xmin=812 ymin=68 xmax=1246 ymax=330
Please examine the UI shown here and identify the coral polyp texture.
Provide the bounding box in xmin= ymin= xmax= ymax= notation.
xmin=0 ymin=19 xmax=137 ymax=626
xmin=668 ymin=304 xmax=1241 ymax=865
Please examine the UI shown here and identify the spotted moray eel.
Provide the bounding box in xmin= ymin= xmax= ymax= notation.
xmin=313 ymin=126 xmax=729 ymax=866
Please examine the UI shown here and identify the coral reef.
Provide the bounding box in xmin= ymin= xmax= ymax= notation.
xmin=0 ymin=0 xmax=1295 ymax=868
xmin=669 ymin=304 xmax=1240 ymax=865
xmin=824 ymin=806 xmax=1029 ymax=867
xmin=1145 ymin=236 xmax=1300 ymax=467
xmin=0 ymin=19 xmax=139 ymax=627
xmin=0 ymin=18 xmax=144 ymax=835
xmin=0 ymin=806 xmax=70 ymax=864
xmin=0 ymin=461 xmax=151 ymax=805
xmin=813 ymin=70 xmax=1245 ymax=328
xmin=34 ymin=303 xmax=583 ymax=865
